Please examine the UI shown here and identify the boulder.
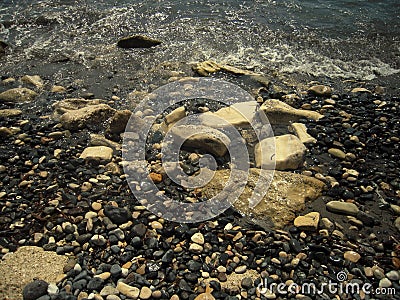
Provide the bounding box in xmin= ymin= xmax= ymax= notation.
xmin=0 ymin=88 xmax=38 ymax=103
xmin=260 ymin=99 xmax=323 ymax=124
xmin=117 ymin=35 xmax=162 ymax=48
xmin=60 ymin=104 xmax=115 ymax=130
xmin=80 ymin=146 xmax=113 ymax=162
xmin=201 ymin=169 xmax=325 ymax=229
xmin=168 ymin=125 xmax=230 ymax=157
xmin=255 ymin=134 xmax=306 ymax=170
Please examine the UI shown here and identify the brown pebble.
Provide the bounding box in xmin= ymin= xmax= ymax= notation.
xmin=149 ymin=172 xmax=162 ymax=183
xmin=217 ymin=272 xmax=227 ymax=282
xmin=91 ymin=202 xmax=102 ymax=211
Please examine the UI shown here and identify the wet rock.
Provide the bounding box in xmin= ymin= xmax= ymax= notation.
xmin=0 ymin=109 xmax=22 ymax=118
xmin=80 ymin=146 xmax=113 ymax=162
xmin=60 ymin=103 xmax=115 ymax=130
xmin=255 ymin=134 xmax=306 ymax=170
xmin=117 ymin=35 xmax=162 ymax=48
xmin=260 ymin=99 xmax=323 ymax=124
xmin=308 ymin=85 xmax=332 ymax=96
xmin=169 ymin=124 xmax=230 ymax=157
xmin=23 ymin=279 xmax=49 ymax=300
xmin=21 ymin=75 xmax=44 ymax=88
xmin=0 ymin=88 xmax=38 ymax=103
xmin=326 ymin=201 xmax=359 ymax=216
xmin=294 ymin=212 xmax=320 ymax=231
xmin=202 ymin=169 xmax=325 ymax=228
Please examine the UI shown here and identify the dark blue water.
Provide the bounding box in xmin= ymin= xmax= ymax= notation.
xmin=1 ymin=0 xmax=399 ymax=81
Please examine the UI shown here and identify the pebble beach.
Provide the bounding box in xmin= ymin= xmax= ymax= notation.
xmin=1 ymin=1 xmax=400 ymax=299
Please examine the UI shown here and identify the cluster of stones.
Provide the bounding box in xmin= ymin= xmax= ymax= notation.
xmin=0 ymin=66 xmax=399 ymax=300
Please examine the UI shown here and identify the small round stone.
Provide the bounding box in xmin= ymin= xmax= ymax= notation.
xmin=152 ymin=290 xmax=162 ymax=298
xmin=92 ymin=202 xmax=102 ymax=211
xmin=241 ymin=277 xmax=253 ymax=289
xmin=191 ymin=232 xmax=205 ymax=245
xmin=344 ymin=250 xmax=361 ymax=263
xmin=139 ymin=286 xmax=152 ymax=299
xmin=235 ymin=265 xmax=247 ymax=274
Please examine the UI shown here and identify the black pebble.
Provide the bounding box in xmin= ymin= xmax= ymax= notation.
xmin=23 ymin=279 xmax=49 ymax=300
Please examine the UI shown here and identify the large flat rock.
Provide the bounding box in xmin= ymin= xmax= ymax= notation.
xmin=201 ymin=168 xmax=325 ymax=229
